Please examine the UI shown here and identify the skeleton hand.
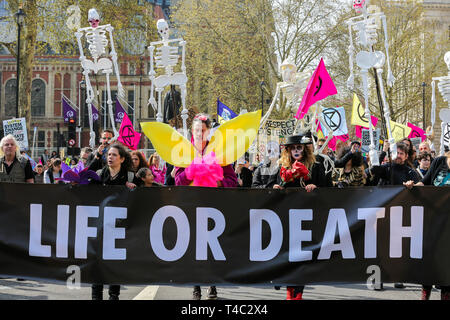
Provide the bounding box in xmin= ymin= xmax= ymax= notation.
xmin=369 ymin=149 xmax=380 ymax=167
xmin=389 ymin=139 xmax=397 ymax=161
xmin=117 ymin=83 xmax=125 ymax=99
xmin=387 ymin=70 xmax=395 ymax=87
xmin=347 ymin=74 xmax=355 ymax=90
xmin=89 ymin=131 xmax=96 ymax=149
xmin=149 ymin=97 xmax=157 ymax=112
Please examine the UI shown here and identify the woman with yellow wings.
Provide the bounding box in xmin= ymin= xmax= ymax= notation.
xmin=141 ymin=110 xmax=261 ymax=300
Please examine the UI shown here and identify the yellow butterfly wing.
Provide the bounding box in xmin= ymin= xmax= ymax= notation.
xmin=205 ymin=110 xmax=262 ymax=166
xmin=140 ymin=122 xmax=197 ymax=168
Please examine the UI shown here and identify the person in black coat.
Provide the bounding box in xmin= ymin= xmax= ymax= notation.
xmin=366 ymin=142 xmax=420 ymax=186
xmin=88 ymin=143 xmax=136 ymax=300
xmin=404 ymin=151 xmax=450 ymax=300
xmin=273 ymin=134 xmax=331 ymax=300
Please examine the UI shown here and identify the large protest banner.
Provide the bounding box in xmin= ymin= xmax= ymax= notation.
xmin=0 ymin=183 xmax=449 ymax=286
xmin=2 ymin=118 xmax=29 ymax=150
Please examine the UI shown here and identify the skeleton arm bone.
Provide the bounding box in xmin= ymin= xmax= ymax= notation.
xmin=106 ymin=25 xmax=125 ymax=99
xmin=427 ymin=80 xmax=436 ymax=137
xmin=147 ymin=45 xmax=157 ymax=112
xmin=376 ymin=69 xmax=397 ymax=160
xmin=259 ymin=83 xmax=281 ymax=130
xmin=315 ymin=112 xmax=335 ymax=156
xmin=347 ymin=23 xmax=355 ymax=89
xmin=381 ymin=16 xmax=395 ymax=87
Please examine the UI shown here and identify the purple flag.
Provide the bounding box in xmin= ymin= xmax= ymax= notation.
xmin=115 ymin=99 xmax=126 ymax=123
xmin=91 ymin=104 xmax=99 ymax=122
xmin=63 ymin=97 xmax=77 ymax=123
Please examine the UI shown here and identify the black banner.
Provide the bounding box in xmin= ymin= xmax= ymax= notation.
xmin=0 ymin=183 xmax=449 ymax=286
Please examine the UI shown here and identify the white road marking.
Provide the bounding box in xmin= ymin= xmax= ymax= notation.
xmin=133 ymin=286 xmax=159 ymax=300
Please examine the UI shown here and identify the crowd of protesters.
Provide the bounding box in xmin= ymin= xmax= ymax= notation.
xmin=0 ymin=111 xmax=449 ymax=301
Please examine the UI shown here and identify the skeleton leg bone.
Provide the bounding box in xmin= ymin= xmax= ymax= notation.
xmin=360 ymin=69 xmax=379 ymax=166
xmin=376 ymin=68 xmax=397 ymax=160
xmin=156 ymin=87 xmax=164 ymax=123
xmin=105 ymin=71 xmax=119 ymax=141
xmin=180 ymin=83 xmax=188 ymax=138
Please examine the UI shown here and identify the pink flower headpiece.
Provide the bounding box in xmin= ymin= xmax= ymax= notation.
xmin=195 ymin=115 xmax=208 ymax=121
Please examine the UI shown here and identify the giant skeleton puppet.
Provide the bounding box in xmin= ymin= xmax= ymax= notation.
xmin=75 ymin=9 xmax=125 ymax=148
xmin=347 ymin=0 xmax=396 ymax=166
xmin=431 ymin=52 xmax=450 ymax=155
xmin=259 ymin=59 xmax=336 ymax=173
xmin=259 ymin=59 xmax=311 ymax=130
xmin=148 ymin=19 xmax=189 ymax=137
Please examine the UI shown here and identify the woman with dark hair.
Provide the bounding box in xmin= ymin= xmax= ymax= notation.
xmin=332 ymin=146 xmax=367 ymax=187
xmin=405 ymin=151 xmax=450 ymax=300
xmin=88 ymin=143 xmax=136 ymax=300
xmin=44 ymin=158 xmax=63 ymax=184
xmin=130 ymin=150 xmax=148 ymax=173
xmin=136 ymin=167 xmax=162 ymax=187
xmin=401 ymin=138 xmax=415 ymax=168
xmin=273 ymin=133 xmax=331 ymax=300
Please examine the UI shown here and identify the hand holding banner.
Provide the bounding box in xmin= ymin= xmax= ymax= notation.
xmin=294 ymin=58 xmax=337 ymax=120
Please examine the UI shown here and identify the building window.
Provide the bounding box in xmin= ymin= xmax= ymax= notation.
xmin=37 ymin=130 xmax=45 ymax=148
xmin=4 ymin=78 xmax=16 ymax=117
xmin=53 ymin=130 xmax=68 ymax=148
xmin=129 ymin=62 xmax=136 ymax=75
xmin=31 ymin=79 xmax=46 ymax=117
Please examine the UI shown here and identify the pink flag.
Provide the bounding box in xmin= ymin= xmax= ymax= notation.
xmin=336 ymin=134 xmax=350 ymax=142
xmin=118 ymin=112 xmax=142 ymax=150
xmin=407 ymin=123 xmax=426 ymax=142
xmin=294 ymin=58 xmax=337 ymax=120
xmin=355 ymin=116 xmax=379 ymax=138
xmin=328 ymin=136 xmax=337 ymax=151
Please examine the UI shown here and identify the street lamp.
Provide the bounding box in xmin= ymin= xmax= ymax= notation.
xmin=260 ymin=80 xmax=265 ymax=115
xmin=422 ymin=82 xmax=427 ymax=130
xmin=15 ymin=7 xmax=25 ymax=119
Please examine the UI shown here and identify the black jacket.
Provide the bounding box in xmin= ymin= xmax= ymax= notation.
xmin=251 ymin=161 xmax=279 ymax=189
xmin=421 ymin=156 xmax=449 ymax=186
xmin=367 ymin=163 xmax=420 ymax=186
xmin=237 ymin=167 xmax=254 ymax=188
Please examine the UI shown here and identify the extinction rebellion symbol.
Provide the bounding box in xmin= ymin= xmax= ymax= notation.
xmin=323 ymin=108 xmax=342 ymax=132
xmin=120 ymin=125 xmax=135 ymax=147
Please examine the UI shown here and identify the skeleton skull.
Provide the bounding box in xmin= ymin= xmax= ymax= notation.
xmin=157 ymin=19 xmax=170 ymax=41
xmin=280 ymin=59 xmax=296 ymax=83
xmin=445 ymin=51 xmax=450 ymax=71
xmin=88 ymin=8 xmax=100 ymax=28
xmin=353 ymin=0 xmax=368 ymax=12
xmin=266 ymin=141 xmax=280 ymax=160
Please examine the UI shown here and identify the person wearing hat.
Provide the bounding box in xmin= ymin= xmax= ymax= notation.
xmin=273 ymin=133 xmax=331 ymax=300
